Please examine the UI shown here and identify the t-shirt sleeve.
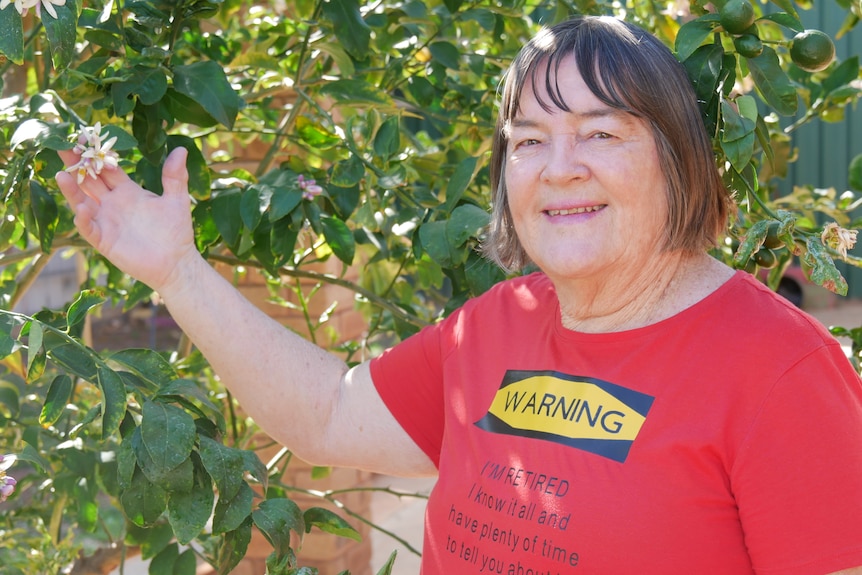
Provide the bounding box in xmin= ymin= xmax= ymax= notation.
xmin=732 ymin=342 xmax=862 ymax=575
xmin=370 ymin=322 xmax=448 ymax=468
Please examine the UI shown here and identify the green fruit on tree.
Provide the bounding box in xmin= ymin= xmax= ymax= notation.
xmin=720 ymin=0 xmax=756 ymax=34
xmin=734 ymin=33 xmax=764 ymax=58
xmin=754 ymin=248 xmax=777 ymax=269
xmin=763 ymin=222 xmax=784 ymax=249
xmin=790 ymin=29 xmax=836 ymax=72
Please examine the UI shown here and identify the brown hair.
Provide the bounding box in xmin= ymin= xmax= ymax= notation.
xmin=483 ymin=16 xmax=730 ymax=271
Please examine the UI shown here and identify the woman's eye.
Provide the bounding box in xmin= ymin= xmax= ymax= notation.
xmin=515 ymin=138 xmax=540 ymax=148
xmin=592 ymin=131 xmax=613 ymax=140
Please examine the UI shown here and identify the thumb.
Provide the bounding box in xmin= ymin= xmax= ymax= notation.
xmin=162 ymin=147 xmax=190 ymax=198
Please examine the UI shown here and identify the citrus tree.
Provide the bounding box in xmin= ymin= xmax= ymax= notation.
xmin=0 ymin=0 xmax=860 ymax=574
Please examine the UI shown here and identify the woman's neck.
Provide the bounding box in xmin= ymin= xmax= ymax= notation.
xmin=552 ymin=253 xmax=734 ymax=333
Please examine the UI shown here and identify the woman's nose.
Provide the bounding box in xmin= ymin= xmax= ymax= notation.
xmin=540 ymin=136 xmax=590 ymax=184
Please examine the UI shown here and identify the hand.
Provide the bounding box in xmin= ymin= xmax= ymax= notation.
xmin=55 ymin=147 xmax=200 ymax=293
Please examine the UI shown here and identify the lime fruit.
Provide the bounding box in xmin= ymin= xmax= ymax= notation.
xmin=790 ymin=29 xmax=835 ymax=72
xmin=734 ymin=33 xmax=763 ymax=58
xmin=754 ymin=248 xmax=777 ymax=269
xmin=720 ymin=0 xmax=756 ymax=35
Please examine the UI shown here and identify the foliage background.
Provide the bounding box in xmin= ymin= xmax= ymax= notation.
xmin=0 ymin=0 xmax=861 ymax=573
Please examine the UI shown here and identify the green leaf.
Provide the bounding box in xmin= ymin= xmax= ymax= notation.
xmin=429 ymin=41 xmax=461 ymax=69
xmin=746 ymin=46 xmax=798 ymax=116
xmin=30 ymin=180 xmax=58 ymax=252
xmin=303 ymin=507 xmax=361 ymax=541
xmin=136 ymin=443 xmax=195 ymax=493
xmin=212 ymin=482 xmax=254 ymax=534
xmin=444 ymin=156 xmax=479 ymax=211
xmin=101 ymin=124 xmax=139 ymax=151
xmin=121 ymin=467 xmax=168 ymax=527
xmin=216 ymin=518 xmax=252 ymax=575
xmin=321 ymin=215 xmax=355 ymax=264
xmin=167 ymin=465 xmax=214 ymax=544
xmin=169 ymin=135 xmax=211 ymax=199
xmin=174 ymin=549 xmax=198 ymax=575
xmin=320 ymin=79 xmax=392 ymax=105
xmin=0 ymin=314 xmax=18 ymax=359
xmin=11 ymin=119 xmax=72 ymax=151
xmin=48 ymin=341 xmax=97 ymax=380
xmin=42 ymin=1 xmax=78 ymax=70
xmin=149 ymin=543 xmax=179 ymax=575
xmin=17 ymin=443 xmax=50 ymax=473
xmin=110 ymin=348 xmax=177 ymax=389
xmin=155 ymin=379 xmax=225 ymax=432
xmin=721 ymin=132 xmax=756 ymax=172
xmin=849 ymin=154 xmax=862 ymax=192
xmin=40 ymin=374 xmax=73 ymax=425
xmin=462 ymin=8 xmax=495 ymax=30
xmin=141 ymin=400 xmax=196 ymax=472
xmin=759 ymin=12 xmax=804 ymax=33
xmin=0 ymin=380 xmax=20 ymax=418
xmin=128 ymin=521 xmax=174 ymax=560
xmin=113 ymin=66 xmax=169 ymax=116
xmin=252 ymin=498 xmax=305 ymax=556
xmin=373 ymin=116 xmax=401 ymax=160
xmin=198 ymin=436 xmax=244 ymax=501
xmin=241 ymin=450 xmax=268 ymax=492
xmin=67 ymin=289 xmax=105 ymax=331
xmin=419 ymin=221 xmax=455 ymax=267
xmin=296 ymin=117 xmax=341 ymax=149
xmin=733 ymin=219 xmax=771 ymax=266
xmin=721 ymin=99 xmax=756 ymax=142
xmin=133 ymin=102 xmax=168 ymax=165
xmin=823 ymin=56 xmax=860 ymax=96
xmin=172 ymin=61 xmax=244 ymax=130
xmin=375 ymin=550 xmax=398 ymax=575
xmin=446 ymin=204 xmax=489 ymax=248
xmin=270 ymin=187 xmax=303 ymax=221
xmin=0 ymin=5 xmax=24 ymax=64
xmin=26 ymin=321 xmax=45 ymax=381
xmin=98 ymin=366 xmax=128 ymax=439
xmin=674 ymin=16 xmax=719 ymax=62
xmin=240 ymin=185 xmax=267 ymax=231
xmin=465 ymin=252 xmax=505 ymax=297
xmin=330 ymin=155 xmax=365 ymax=188
xmin=683 ymin=44 xmax=724 ymax=111
xmin=164 ymin=89 xmax=219 ymax=128
xmin=317 ymin=41 xmax=355 ymax=76
xmin=117 ymin=438 xmax=136 ymax=490
xmin=803 ymin=236 xmax=848 ymax=295
xmin=321 ymin=0 xmax=370 ymax=60
xmin=211 ymin=190 xmax=243 ymax=249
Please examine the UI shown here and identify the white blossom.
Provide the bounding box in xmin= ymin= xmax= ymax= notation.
xmin=36 ymin=0 xmax=65 ymax=19
xmin=298 ymin=174 xmax=323 ymax=200
xmin=0 ymin=0 xmax=38 ymax=16
xmin=66 ymin=123 xmax=120 ymax=184
xmin=0 ymin=454 xmax=17 ymax=503
xmin=821 ymin=222 xmax=858 ymax=259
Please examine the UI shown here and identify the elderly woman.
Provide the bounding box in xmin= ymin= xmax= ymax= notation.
xmin=57 ymin=15 xmax=862 ymax=575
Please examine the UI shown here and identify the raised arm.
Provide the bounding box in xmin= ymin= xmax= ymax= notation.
xmin=55 ymin=147 xmax=436 ymax=477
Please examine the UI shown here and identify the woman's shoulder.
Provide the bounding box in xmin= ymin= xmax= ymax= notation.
xmin=706 ymin=270 xmax=838 ymax=346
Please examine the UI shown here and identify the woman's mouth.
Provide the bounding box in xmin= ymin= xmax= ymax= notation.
xmin=545 ymin=205 xmax=605 ymax=216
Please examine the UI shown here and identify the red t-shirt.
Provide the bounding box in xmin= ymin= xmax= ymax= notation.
xmin=370 ymin=271 xmax=862 ymax=574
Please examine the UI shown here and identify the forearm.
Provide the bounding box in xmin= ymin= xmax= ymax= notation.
xmin=158 ymin=252 xmax=349 ymax=462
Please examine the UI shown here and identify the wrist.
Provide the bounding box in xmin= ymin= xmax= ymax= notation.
xmin=155 ymin=248 xmax=209 ymax=304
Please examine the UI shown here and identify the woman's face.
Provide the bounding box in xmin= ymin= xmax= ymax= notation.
xmin=504 ymin=58 xmax=670 ymax=284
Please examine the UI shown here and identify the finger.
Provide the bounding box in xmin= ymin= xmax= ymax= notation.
xmin=72 ymin=201 xmax=102 ymax=248
xmin=57 ymin=149 xmax=81 ymax=167
xmin=98 ymin=161 xmax=134 ymax=189
xmin=55 ymin=169 xmax=91 ymax=207
xmin=162 ymin=147 xmax=190 ymax=199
